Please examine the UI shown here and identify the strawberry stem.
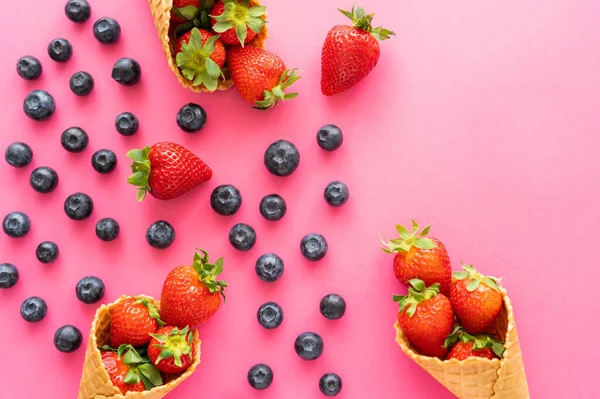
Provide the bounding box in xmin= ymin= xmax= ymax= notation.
xmin=192 ymin=249 xmax=228 ymax=300
xmin=393 ymin=279 xmax=440 ymax=317
xmin=175 ymin=28 xmax=224 ymax=92
xmin=453 ymin=263 xmax=502 ymax=292
xmin=210 ymin=0 xmax=266 ymax=47
xmin=254 ymin=69 xmax=301 ymax=110
xmin=443 ymin=326 xmax=505 ymax=357
xmin=338 ymin=5 xmax=395 ymax=40
xmin=126 ymin=146 xmax=152 ymax=202
xmin=150 ymin=327 xmax=194 ymax=368
xmin=381 ymin=219 xmax=436 ymax=253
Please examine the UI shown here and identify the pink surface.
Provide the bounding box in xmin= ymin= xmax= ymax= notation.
xmin=1 ymin=0 xmax=599 ymax=398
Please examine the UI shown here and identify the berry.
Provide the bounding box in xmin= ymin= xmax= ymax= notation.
xmin=146 ymin=221 xmax=176 ymax=249
xmin=317 ymin=124 xmax=343 ymax=151
xmin=255 ymin=253 xmax=284 ymax=282
xmin=75 ymin=276 xmax=105 ymax=304
xmin=65 ymin=0 xmax=91 ymax=23
xmin=3 ymin=212 xmax=31 ymax=238
xmin=264 ymin=140 xmax=300 ymax=176
xmin=257 ymin=302 xmax=284 ymax=329
xmin=148 ymin=326 xmax=196 ymax=374
xmin=16 ymin=55 xmax=42 ymax=80
xmin=61 ymin=127 xmax=89 ymax=152
xmin=229 ymin=223 xmax=256 ymax=251
xmin=93 ymin=17 xmax=121 ymax=44
xmin=210 ymin=184 xmax=242 ymax=216
xmin=319 ymin=373 xmax=342 ymax=396
xmin=47 ymin=38 xmax=72 ymax=62
xmin=300 ymin=233 xmax=328 ymax=261
xmin=259 ymin=194 xmax=286 ymax=221
xmin=64 ymin=192 xmax=94 ymax=221
xmin=36 ymin=241 xmax=59 ymax=263
xmin=69 ymin=71 xmax=94 ymax=96
xmin=0 ymin=263 xmax=19 ymax=289
xmin=20 ymin=297 xmax=47 ymax=322
xmin=54 ymin=325 xmax=83 ymax=352
xmin=115 ymin=112 xmax=139 ymax=136
xmin=23 ymin=90 xmax=55 ymax=121
xmin=209 ymin=0 xmax=266 ymax=46
xmin=324 ymin=181 xmax=349 ymax=207
xmin=91 ymin=149 xmax=117 ymax=174
xmin=96 ymin=218 xmax=120 ymax=241
xmin=247 ymin=363 xmax=273 ymax=390
xmin=29 ymin=166 xmax=59 ymax=193
xmin=112 ymin=58 xmax=141 ymax=86
xmin=294 ymin=332 xmax=324 ymax=360
xmin=176 ymin=103 xmax=207 ymax=133
xmin=5 ymin=142 xmax=33 ymax=167
xmin=320 ymin=294 xmax=346 ymax=320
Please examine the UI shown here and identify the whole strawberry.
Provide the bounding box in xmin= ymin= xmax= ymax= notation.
xmin=101 ymin=345 xmax=163 ymax=394
xmin=176 ymin=28 xmax=226 ymax=91
xmin=450 ymin=263 xmax=503 ymax=334
xmin=171 ymin=0 xmax=201 ymax=24
xmin=443 ymin=326 xmax=505 ymax=361
xmin=382 ymin=220 xmax=452 ymax=296
xmin=209 ymin=0 xmax=266 ymax=46
xmin=321 ymin=6 xmax=394 ymax=96
xmin=160 ymin=249 xmax=227 ymax=327
xmin=127 ymin=142 xmax=212 ymax=201
xmin=395 ymin=279 xmax=454 ymax=358
xmin=148 ymin=326 xmax=196 ymax=374
xmin=228 ymin=46 xmax=300 ymax=109
xmin=109 ymin=297 xmax=162 ymax=348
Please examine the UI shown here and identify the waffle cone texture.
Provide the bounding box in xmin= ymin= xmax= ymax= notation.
xmin=394 ymin=287 xmax=529 ymax=399
xmin=147 ymin=0 xmax=268 ymax=92
xmin=78 ymin=295 xmax=201 ymax=399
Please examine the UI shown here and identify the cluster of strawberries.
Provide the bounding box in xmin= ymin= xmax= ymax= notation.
xmin=100 ymin=250 xmax=226 ymax=394
xmin=383 ymin=221 xmax=506 ymax=361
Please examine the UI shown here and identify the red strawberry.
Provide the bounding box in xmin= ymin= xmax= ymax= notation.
xmin=127 ymin=142 xmax=213 ymax=201
xmin=228 ymin=46 xmax=300 ymax=109
xmin=321 ymin=6 xmax=394 ymax=96
xmin=101 ymin=345 xmax=163 ymax=394
xmin=209 ymin=0 xmax=266 ymax=46
xmin=148 ymin=326 xmax=196 ymax=374
xmin=395 ymin=279 xmax=454 ymax=358
xmin=443 ymin=326 xmax=505 ymax=361
xmin=160 ymin=249 xmax=227 ymax=327
xmin=450 ymin=263 xmax=504 ymax=334
xmin=171 ymin=0 xmax=201 ymax=24
xmin=108 ymin=297 xmax=162 ymax=348
xmin=175 ymin=28 xmax=226 ymax=91
xmin=382 ymin=220 xmax=452 ymax=296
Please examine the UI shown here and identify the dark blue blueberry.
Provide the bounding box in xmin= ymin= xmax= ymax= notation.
xmin=320 ymin=294 xmax=346 ymax=320
xmin=294 ymin=332 xmax=324 ymax=361
xmin=300 ymin=233 xmax=328 ymax=261
xmin=259 ymin=194 xmax=286 ymax=221
xmin=91 ymin=149 xmax=117 ymax=174
xmin=319 ymin=373 xmax=342 ymax=396
xmin=229 ymin=223 xmax=256 ymax=251
xmin=247 ymin=364 xmax=273 ymax=390
xmin=324 ymin=181 xmax=349 ymax=207
xmin=16 ymin=56 xmax=42 ymax=80
xmin=115 ymin=112 xmax=139 ymax=136
xmin=36 ymin=241 xmax=59 ymax=263
xmin=112 ymin=58 xmax=141 ymax=86
xmin=75 ymin=276 xmax=105 ymax=304
xmin=30 ymin=166 xmax=59 ymax=193
xmin=47 ymin=38 xmax=72 ymax=62
xmin=65 ymin=0 xmax=91 ymax=23
xmin=257 ymin=302 xmax=284 ymax=329
xmin=177 ymin=103 xmax=207 ymax=133
xmin=5 ymin=142 xmax=33 ymax=167
xmin=64 ymin=192 xmax=94 ymax=221
xmin=255 ymin=253 xmax=284 ymax=282
xmin=0 ymin=263 xmax=19 ymax=289
xmin=23 ymin=90 xmax=55 ymax=121
xmin=54 ymin=325 xmax=83 ymax=352
xmin=3 ymin=212 xmax=31 ymax=238
xmin=70 ymin=71 xmax=94 ymax=96
xmin=61 ymin=127 xmax=88 ymax=153
xmin=96 ymin=218 xmax=120 ymax=241
xmin=210 ymin=184 xmax=242 ymax=216
xmin=93 ymin=17 xmax=121 ymax=44
xmin=20 ymin=297 xmax=47 ymax=322
xmin=264 ymin=140 xmax=300 ymax=176
xmin=146 ymin=220 xmax=176 ymax=249
xmin=317 ymin=124 xmax=343 ymax=152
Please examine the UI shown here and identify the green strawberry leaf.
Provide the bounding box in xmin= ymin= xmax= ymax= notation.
xmin=139 ymin=363 xmax=163 ymax=386
xmin=338 ymin=5 xmax=395 ymax=40
xmin=212 ymin=21 xmax=234 ymax=32
xmin=453 ymin=271 xmax=469 ymax=280
xmin=173 ymin=5 xmax=199 ymax=20
xmin=466 ymin=279 xmax=481 ymax=292
xmin=124 ymin=369 xmax=140 ymax=385
xmin=413 ymin=237 xmax=436 ymax=250
xmin=175 ymin=28 xmax=223 ymax=91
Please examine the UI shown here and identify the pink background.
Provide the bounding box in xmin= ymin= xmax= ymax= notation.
xmin=1 ymin=0 xmax=598 ymax=398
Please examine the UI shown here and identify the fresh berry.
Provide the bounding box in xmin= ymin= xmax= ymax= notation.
xmin=0 ymin=263 xmax=19 ymax=289
xmin=61 ymin=127 xmax=89 ymax=153
xmin=148 ymin=326 xmax=195 ymax=374
xmin=176 ymin=103 xmax=207 ymax=132
xmin=443 ymin=326 xmax=504 ymax=360
xmin=146 ymin=220 xmax=176 ymax=249
xmin=48 ymin=38 xmax=73 ymax=62
xmin=96 ymin=218 xmax=120 ymax=241
xmin=210 ymin=184 xmax=242 ymax=216
xmin=300 ymin=233 xmax=328 ymax=261
xmin=382 ymin=220 xmax=452 ymax=296
xmin=65 ymin=0 xmax=91 ymax=23
xmin=64 ymin=192 xmax=94 ymax=221
xmin=16 ymin=56 xmax=42 ymax=80
xmin=109 ymin=297 xmax=161 ymax=347
xmin=255 ymin=253 xmax=284 ymax=282
xmin=20 ymin=297 xmax=47 ymax=322
xmin=264 ymin=140 xmax=300 ymax=176
xmin=320 ymin=294 xmax=346 ymax=320
xmin=23 ymin=90 xmax=55 ymax=121
xmin=324 ymin=181 xmax=349 ymax=207
xmin=112 ymin=58 xmax=141 ymax=86
xmin=115 ymin=112 xmax=139 ymax=136
xmin=321 ymin=6 xmax=394 ymax=96
xmin=36 ymin=241 xmax=59 ymax=263
xmin=446 ymin=341 xmax=496 ymax=361
xmin=171 ymin=0 xmax=200 ymax=23
xmin=54 ymin=325 xmax=83 ymax=352
xmin=5 ymin=142 xmax=33 ymax=167
xmin=127 ymin=142 xmax=212 ymax=201
xmin=175 ymin=29 xmax=225 ymax=91
xmin=75 ymin=276 xmax=105 ymax=304
xmin=91 ymin=149 xmax=117 ymax=174
xmin=247 ymin=363 xmax=273 ymax=390
xmin=69 ymin=71 xmax=94 ymax=96
xmin=319 ymin=373 xmax=343 ymax=396
xmin=229 ymin=223 xmax=256 ymax=251
xmin=209 ymin=0 xmax=266 ymax=46
xmin=101 ymin=345 xmax=162 ymax=394
xmin=160 ymin=249 xmax=227 ymax=327
xmin=394 ymin=279 xmax=454 ymax=358
xmin=294 ymin=332 xmax=324 ymax=361
xmin=29 ymin=166 xmax=59 ymax=193
xmin=3 ymin=212 xmax=31 ymax=238
xmin=93 ymin=17 xmax=121 ymax=44
xmin=101 ymin=350 xmax=145 ymax=394
xmin=317 ymin=124 xmax=343 ymax=151
xmin=257 ymin=302 xmax=284 ymax=329
xmin=259 ymin=194 xmax=286 ymax=221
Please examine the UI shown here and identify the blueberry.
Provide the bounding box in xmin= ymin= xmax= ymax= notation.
xmin=93 ymin=17 xmax=121 ymax=44
xmin=30 ymin=166 xmax=59 ymax=194
xmin=115 ymin=112 xmax=139 ymax=136
xmin=54 ymin=325 xmax=83 ymax=353
xmin=96 ymin=218 xmax=120 ymax=241
xmin=324 ymin=181 xmax=349 ymax=207
xmin=176 ymin=103 xmax=207 ymax=133
xmin=255 ymin=253 xmax=284 ymax=282
xmin=75 ymin=276 xmax=105 ymax=304
xmin=23 ymin=90 xmax=55 ymax=121
xmin=247 ymin=364 xmax=273 ymax=390
xmin=112 ymin=58 xmax=141 ymax=86
xmin=69 ymin=71 xmax=94 ymax=96
xmin=264 ymin=140 xmax=300 ymax=176
xmin=61 ymin=127 xmax=89 ymax=153
xmin=65 ymin=0 xmax=91 ymax=23
xmin=20 ymin=297 xmax=47 ymax=322
xmin=36 ymin=241 xmax=59 ymax=263
xmin=300 ymin=233 xmax=328 ymax=261
xmin=320 ymin=294 xmax=346 ymax=320
xmin=294 ymin=332 xmax=324 ymax=360
xmin=259 ymin=194 xmax=286 ymax=221
xmin=3 ymin=212 xmax=31 ymax=238
xmin=146 ymin=220 xmax=176 ymax=249
xmin=5 ymin=142 xmax=33 ymax=167
xmin=16 ymin=55 xmax=42 ymax=80
xmin=317 ymin=124 xmax=343 ymax=152
xmin=228 ymin=223 xmax=256 ymax=251
xmin=319 ymin=373 xmax=343 ymax=396
xmin=47 ymin=38 xmax=73 ymax=62
xmin=210 ymin=185 xmax=242 ymax=216
xmin=91 ymin=149 xmax=117 ymax=174
xmin=257 ymin=302 xmax=284 ymax=329
xmin=64 ymin=192 xmax=94 ymax=221
xmin=0 ymin=263 xmax=19 ymax=289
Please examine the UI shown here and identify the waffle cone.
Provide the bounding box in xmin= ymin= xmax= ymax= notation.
xmin=78 ymin=295 xmax=201 ymax=399
xmin=147 ymin=0 xmax=268 ymax=92
xmin=394 ymin=287 xmax=529 ymax=399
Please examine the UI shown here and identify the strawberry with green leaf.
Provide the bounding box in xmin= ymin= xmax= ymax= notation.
xmin=209 ymin=0 xmax=266 ymax=46
xmin=176 ymin=28 xmax=225 ymax=91
xmin=109 ymin=297 xmax=164 ymax=348
xmin=171 ymin=0 xmax=201 ymax=24
xmin=148 ymin=326 xmax=196 ymax=373
xmin=444 ymin=326 xmax=505 ymax=360
xmin=101 ymin=345 xmax=163 ymax=394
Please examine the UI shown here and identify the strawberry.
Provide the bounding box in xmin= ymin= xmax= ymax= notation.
xmin=175 ymin=28 xmax=226 ymax=91
xmin=209 ymin=0 xmax=266 ymax=46
xmin=382 ymin=220 xmax=452 ymax=296
xmin=160 ymin=249 xmax=227 ymax=327
xmin=101 ymin=345 xmax=163 ymax=394
xmin=127 ymin=142 xmax=213 ymax=202
xmin=228 ymin=46 xmax=300 ymax=109
xmin=443 ymin=326 xmax=505 ymax=361
xmin=394 ymin=279 xmax=454 ymax=358
xmin=148 ymin=326 xmax=196 ymax=374
xmin=171 ymin=0 xmax=201 ymax=24
xmin=450 ymin=263 xmax=503 ymax=334
xmin=108 ymin=297 xmax=163 ymax=348
xmin=321 ymin=6 xmax=394 ymax=96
